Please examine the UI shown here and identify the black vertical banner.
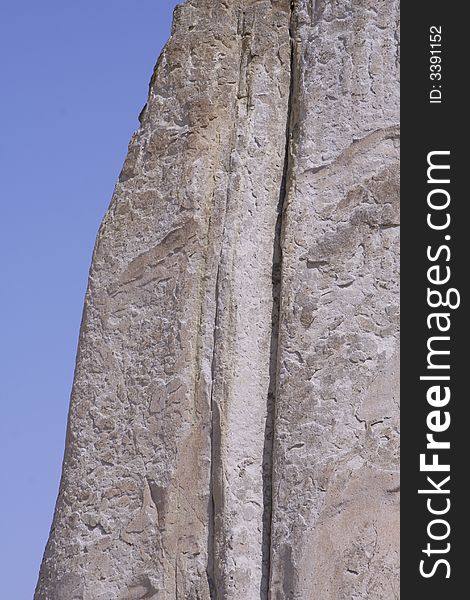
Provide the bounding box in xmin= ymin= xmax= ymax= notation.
xmin=401 ymin=2 xmax=466 ymax=598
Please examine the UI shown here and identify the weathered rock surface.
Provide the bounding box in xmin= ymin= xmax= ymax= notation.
xmin=269 ymin=2 xmax=400 ymax=598
xmin=36 ymin=1 xmax=399 ymax=599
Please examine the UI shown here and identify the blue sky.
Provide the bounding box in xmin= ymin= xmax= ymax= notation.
xmin=0 ymin=1 xmax=179 ymax=597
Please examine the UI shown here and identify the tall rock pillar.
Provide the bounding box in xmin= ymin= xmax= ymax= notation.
xmin=36 ymin=1 xmax=399 ymax=599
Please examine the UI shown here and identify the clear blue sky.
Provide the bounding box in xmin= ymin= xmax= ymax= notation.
xmin=0 ymin=2 xmax=179 ymax=597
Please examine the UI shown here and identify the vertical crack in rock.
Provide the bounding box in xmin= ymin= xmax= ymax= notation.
xmin=207 ymin=263 xmax=222 ymax=600
xmin=268 ymin=1 xmax=400 ymax=597
xmin=205 ymin=3 xmax=295 ymax=598
xmin=261 ymin=3 xmax=297 ymax=598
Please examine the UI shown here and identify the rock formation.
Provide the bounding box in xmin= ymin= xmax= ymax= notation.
xmin=36 ymin=1 xmax=399 ymax=599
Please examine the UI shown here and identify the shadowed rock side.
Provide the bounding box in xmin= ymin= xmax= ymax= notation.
xmin=36 ymin=1 xmax=400 ymax=599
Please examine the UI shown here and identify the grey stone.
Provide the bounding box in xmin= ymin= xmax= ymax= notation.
xmin=36 ymin=1 xmax=399 ymax=599
xmin=269 ymin=3 xmax=399 ymax=598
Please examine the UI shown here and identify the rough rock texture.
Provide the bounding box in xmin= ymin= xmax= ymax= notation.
xmin=36 ymin=1 xmax=399 ymax=599
xmin=269 ymin=2 xmax=400 ymax=599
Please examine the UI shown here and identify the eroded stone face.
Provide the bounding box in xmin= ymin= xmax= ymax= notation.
xmin=36 ymin=1 xmax=399 ymax=599
xmin=269 ymin=2 xmax=400 ymax=598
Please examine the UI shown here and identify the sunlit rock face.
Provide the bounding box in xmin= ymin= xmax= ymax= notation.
xmin=36 ymin=1 xmax=399 ymax=599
